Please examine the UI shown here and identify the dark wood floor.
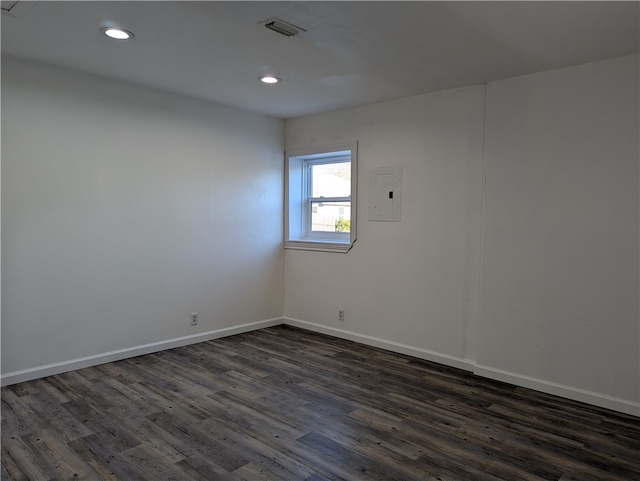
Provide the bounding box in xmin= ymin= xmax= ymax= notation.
xmin=2 ymin=326 xmax=639 ymax=481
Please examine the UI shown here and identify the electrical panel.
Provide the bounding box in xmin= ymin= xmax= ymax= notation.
xmin=369 ymin=167 xmax=402 ymax=221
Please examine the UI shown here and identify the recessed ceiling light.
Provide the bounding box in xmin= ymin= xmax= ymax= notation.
xmin=260 ymin=76 xmax=280 ymax=84
xmin=102 ymin=27 xmax=134 ymax=40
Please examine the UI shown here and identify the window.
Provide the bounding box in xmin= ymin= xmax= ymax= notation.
xmin=285 ymin=142 xmax=357 ymax=252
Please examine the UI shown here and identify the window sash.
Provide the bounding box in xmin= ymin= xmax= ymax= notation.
xmin=309 ymin=196 xmax=351 ymax=203
xmin=304 ymin=158 xmax=351 ymax=238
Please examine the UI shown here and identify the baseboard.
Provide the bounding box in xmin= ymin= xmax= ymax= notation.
xmin=474 ymin=364 xmax=640 ymax=417
xmin=1 ymin=317 xmax=284 ymax=387
xmin=284 ymin=317 xmax=639 ymax=417
xmin=5 ymin=316 xmax=638 ymax=417
xmin=283 ymin=317 xmax=475 ymax=372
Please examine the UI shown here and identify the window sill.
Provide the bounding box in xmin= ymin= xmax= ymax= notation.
xmin=284 ymin=240 xmax=354 ymax=253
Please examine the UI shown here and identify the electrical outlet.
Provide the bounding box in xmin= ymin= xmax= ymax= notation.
xmin=338 ymin=309 xmax=345 ymax=322
xmin=190 ymin=312 xmax=198 ymax=326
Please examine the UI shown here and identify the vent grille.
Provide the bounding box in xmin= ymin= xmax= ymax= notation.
xmin=262 ymin=17 xmax=305 ymax=38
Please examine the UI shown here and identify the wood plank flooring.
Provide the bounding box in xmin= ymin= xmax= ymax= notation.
xmin=2 ymin=325 xmax=639 ymax=481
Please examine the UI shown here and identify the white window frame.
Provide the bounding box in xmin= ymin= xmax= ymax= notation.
xmin=285 ymin=142 xmax=357 ymax=253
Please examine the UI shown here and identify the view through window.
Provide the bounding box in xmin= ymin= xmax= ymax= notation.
xmin=309 ymin=160 xmax=351 ymax=234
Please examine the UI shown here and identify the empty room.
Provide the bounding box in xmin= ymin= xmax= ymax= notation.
xmin=1 ymin=1 xmax=639 ymax=480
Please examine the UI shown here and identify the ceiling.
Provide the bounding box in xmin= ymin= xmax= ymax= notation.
xmin=2 ymin=1 xmax=638 ymax=119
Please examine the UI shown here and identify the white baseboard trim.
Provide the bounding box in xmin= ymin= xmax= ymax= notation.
xmin=474 ymin=364 xmax=640 ymax=417
xmin=283 ymin=317 xmax=639 ymax=417
xmin=5 ymin=316 xmax=637 ymax=417
xmin=284 ymin=317 xmax=475 ymax=372
xmin=1 ymin=317 xmax=284 ymax=387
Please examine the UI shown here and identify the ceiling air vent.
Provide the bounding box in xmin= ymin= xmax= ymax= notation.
xmin=263 ymin=17 xmax=305 ymax=38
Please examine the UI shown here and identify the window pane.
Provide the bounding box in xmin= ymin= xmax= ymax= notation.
xmin=311 ymin=201 xmax=351 ymax=232
xmin=311 ymin=162 xmax=351 ymax=198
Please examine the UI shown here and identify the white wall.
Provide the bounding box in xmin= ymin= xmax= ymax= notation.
xmin=284 ymin=86 xmax=486 ymax=368
xmin=1 ymin=57 xmax=284 ymax=377
xmin=284 ymin=55 xmax=639 ymax=414
xmin=3 ymin=54 xmax=637 ymax=415
xmin=478 ymin=55 xmax=639 ymax=408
